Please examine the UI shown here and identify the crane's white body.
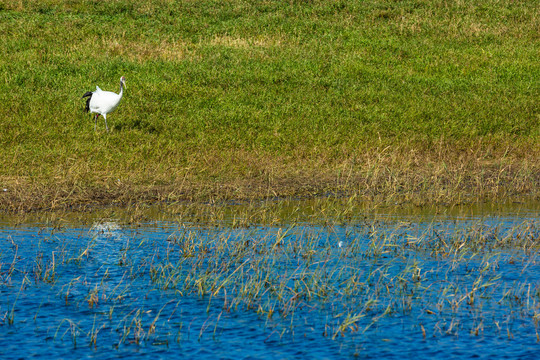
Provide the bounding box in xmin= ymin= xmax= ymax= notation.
xmin=89 ymin=86 xmax=122 ymax=117
xmin=83 ymin=77 xmax=126 ymax=131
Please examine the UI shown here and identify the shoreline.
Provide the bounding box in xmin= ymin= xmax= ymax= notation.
xmin=2 ymin=157 xmax=538 ymax=213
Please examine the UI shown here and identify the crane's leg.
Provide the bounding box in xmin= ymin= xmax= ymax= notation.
xmin=103 ymin=114 xmax=109 ymax=132
xmin=94 ymin=114 xmax=100 ymax=131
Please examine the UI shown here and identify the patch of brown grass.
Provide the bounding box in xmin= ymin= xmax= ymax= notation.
xmin=209 ymin=34 xmax=285 ymax=49
xmin=1 ymin=141 xmax=539 ymax=212
xmin=84 ymin=36 xmax=191 ymax=63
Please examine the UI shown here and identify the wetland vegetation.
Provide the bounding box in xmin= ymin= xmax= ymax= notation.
xmin=1 ymin=200 xmax=539 ymax=358
xmin=0 ymin=1 xmax=539 ymax=357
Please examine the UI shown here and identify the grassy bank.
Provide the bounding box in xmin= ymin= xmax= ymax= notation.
xmin=0 ymin=0 xmax=539 ymax=211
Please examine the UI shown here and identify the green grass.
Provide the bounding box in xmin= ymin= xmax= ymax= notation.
xmin=0 ymin=0 xmax=539 ymax=210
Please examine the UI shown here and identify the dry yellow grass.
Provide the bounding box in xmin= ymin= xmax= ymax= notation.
xmin=1 ymin=140 xmax=538 ymax=212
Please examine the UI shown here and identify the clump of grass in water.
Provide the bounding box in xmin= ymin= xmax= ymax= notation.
xmin=141 ymin=213 xmax=539 ymax=341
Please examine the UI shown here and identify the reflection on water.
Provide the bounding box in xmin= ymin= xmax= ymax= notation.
xmin=91 ymin=221 xmax=122 ymax=234
xmin=0 ymin=202 xmax=539 ymax=359
xmin=90 ymin=220 xmax=125 ymax=266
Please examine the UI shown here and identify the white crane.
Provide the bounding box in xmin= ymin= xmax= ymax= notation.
xmin=82 ymin=76 xmax=126 ymax=131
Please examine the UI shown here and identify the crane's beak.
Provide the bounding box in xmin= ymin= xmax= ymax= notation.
xmin=123 ymin=80 xmax=127 ymax=90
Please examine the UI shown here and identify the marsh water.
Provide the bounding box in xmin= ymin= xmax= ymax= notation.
xmin=0 ymin=200 xmax=539 ymax=359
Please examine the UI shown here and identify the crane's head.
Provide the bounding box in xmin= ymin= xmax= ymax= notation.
xmin=120 ymin=76 xmax=126 ymax=89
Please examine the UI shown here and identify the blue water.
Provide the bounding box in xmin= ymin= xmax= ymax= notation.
xmin=0 ymin=209 xmax=539 ymax=359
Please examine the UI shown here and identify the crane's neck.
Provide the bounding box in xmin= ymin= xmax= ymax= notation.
xmin=118 ymin=81 xmax=124 ymax=98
